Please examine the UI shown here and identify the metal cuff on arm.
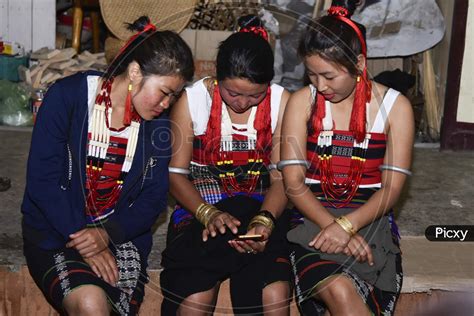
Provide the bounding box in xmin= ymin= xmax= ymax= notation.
xmin=379 ymin=164 xmax=412 ymax=176
xmin=267 ymin=163 xmax=277 ymax=171
xmin=276 ymin=159 xmax=311 ymax=171
xmin=168 ymin=167 xmax=191 ymax=175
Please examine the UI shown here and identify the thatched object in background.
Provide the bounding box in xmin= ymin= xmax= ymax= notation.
xmin=189 ymin=0 xmax=262 ymax=30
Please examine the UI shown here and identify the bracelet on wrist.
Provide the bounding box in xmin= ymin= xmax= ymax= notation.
xmin=248 ymin=210 xmax=276 ymax=232
xmin=334 ymin=215 xmax=356 ymax=236
xmin=195 ymin=203 xmax=222 ymax=227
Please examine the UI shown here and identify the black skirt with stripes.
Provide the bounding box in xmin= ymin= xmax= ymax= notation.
xmin=24 ymin=240 xmax=148 ymax=315
xmin=290 ymin=243 xmax=402 ymax=315
xmin=160 ymin=195 xmax=292 ymax=315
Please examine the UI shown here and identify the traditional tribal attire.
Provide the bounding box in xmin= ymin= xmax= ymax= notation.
xmin=22 ymin=71 xmax=171 ymax=315
xmin=161 ymin=78 xmax=291 ymax=315
xmin=288 ymin=85 xmax=403 ymax=315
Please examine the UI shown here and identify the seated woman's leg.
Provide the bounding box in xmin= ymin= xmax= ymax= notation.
xmin=63 ymin=285 xmax=110 ymax=316
xmin=177 ymin=284 xmax=220 ymax=316
xmin=314 ymin=275 xmax=371 ymax=316
xmin=262 ymin=281 xmax=291 ymax=315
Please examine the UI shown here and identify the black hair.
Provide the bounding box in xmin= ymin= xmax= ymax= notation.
xmin=105 ymin=16 xmax=194 ymax=82
xmin=298 ymin=0 xmax=365 ymax=77
xmin=216 ymin=15 xmax=274 ymax=84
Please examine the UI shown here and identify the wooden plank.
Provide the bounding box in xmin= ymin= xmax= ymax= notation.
xmin=30 ymin=47 xmax=60 ymax=60
xmin=0 ymin=266 xmax=471 ymax=315
xmin=17 ymin=65 xmax=31 ymax=85
xmin=49 ymin=59 xmax=78 ymax=71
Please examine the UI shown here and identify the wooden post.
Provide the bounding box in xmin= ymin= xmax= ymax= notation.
xmin=71 ymin=0 xmax=83 ymax=53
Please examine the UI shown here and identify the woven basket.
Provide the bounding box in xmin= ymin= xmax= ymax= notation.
xmin=99 ymin=0 xmax=197 ymax=40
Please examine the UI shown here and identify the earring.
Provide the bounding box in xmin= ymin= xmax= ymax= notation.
xmin=123 ymin=83 xmax=133 ymax=126
xmin=356 ymin=75 xmax=361 ymax=83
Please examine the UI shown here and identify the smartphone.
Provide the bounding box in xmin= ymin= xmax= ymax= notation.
xmin=236 ymin=234 xmax=263 ymax=241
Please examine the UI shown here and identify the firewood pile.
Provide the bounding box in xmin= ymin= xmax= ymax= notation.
xmin=18 ymin=47 xmax=107 ymax=90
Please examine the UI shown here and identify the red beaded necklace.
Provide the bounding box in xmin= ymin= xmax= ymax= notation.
xmin=316 ymin=130 xmax=370 ymax=208
xmin=85 ymin=78 xmax=141 ymax=218
xmin=205 ymin=82 xmax=271 ymax=196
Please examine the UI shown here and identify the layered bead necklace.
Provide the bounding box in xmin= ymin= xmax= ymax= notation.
xmin=85 ymin=78 xmax=141 ymax=219
xmin=208 ymin=82 xmax=271 ymax=196
xmin=315 ymin=130 xmax=370 ymax=208
xmin=311 ymin=87 xmax=371 ymax=208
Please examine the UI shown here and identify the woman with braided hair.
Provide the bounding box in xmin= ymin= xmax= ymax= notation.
xmin=280 ymin=0 xmax=414 ymax=315
xmin=161 ymin=15 xmax=292 ymax=315
xmin=22 ymin=16 xmax=194 ymax=315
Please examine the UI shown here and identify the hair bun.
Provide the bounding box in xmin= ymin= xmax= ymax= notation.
xmin=237 ymin=14 xmax=263 ymax=30
xmin=237 ymin=15 xmax=268 ymax=41
xmin=329 ymin=0 xmax=359 ymax=18
xmin=126 ymin=16 xmax=151 ymax=32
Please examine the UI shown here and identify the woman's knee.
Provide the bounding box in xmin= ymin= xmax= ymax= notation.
xmin=178 ymin=286 xmax=219 ymax=316
xmin=63 ymin=285 xmax=110 ymax=315
xmin=315 ymin=275 xmax=370 ymax=316
xmin=263 ymin=281 xmax=291 ymax=313
xmin=263 ymin=281 xmax=291 ymax=303
xmin=315 ymin=275 xmax=356 ymax=303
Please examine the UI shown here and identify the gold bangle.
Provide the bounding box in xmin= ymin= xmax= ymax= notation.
xmin=195 ymin=203 xmax=222 ymax=227
xmin=248 ymin=215 xmax=274 ymax=232
xmin=334 ymin=216 xmax=356 ymax=236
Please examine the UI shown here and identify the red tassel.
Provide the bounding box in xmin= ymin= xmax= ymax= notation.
xmin=123 ymin=83 xmax=133 ymax=126
xmin=312 ymin=92 xmax=326 ymax=136
xmin=349 ymin=68 xmax=370 ymax=143
xmin=254 ymin=86 xmax=272 ymax=151
xmin=204 ymin=81 xmax=223 ymax=156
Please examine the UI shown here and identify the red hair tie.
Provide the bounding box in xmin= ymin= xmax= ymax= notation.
xmin=327 ymin=5 xmax=349 ymax=17
xmin=114 ymin=22 xmax=157 ymax=62
xmin=239 ymin=26 xmax=269 ymax=41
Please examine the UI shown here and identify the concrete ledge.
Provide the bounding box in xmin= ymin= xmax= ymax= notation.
xmin=400 ymin=236 xmax=473 ymax=293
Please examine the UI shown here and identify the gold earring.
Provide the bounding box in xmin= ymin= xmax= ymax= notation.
xmin=356 ymin=76 xmax=361 ymax=83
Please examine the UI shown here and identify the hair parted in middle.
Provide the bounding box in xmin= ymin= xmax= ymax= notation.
xmin=204 ymin=15 xmax=274 ymax=156
xmin=300 ymin=0 xmax=371 ymax=143
xmin=216 ymin=15 xmax=274 ymax=84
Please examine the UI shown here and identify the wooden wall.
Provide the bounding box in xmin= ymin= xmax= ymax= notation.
xmin=0 ymin=0 xmax=56 ymax=52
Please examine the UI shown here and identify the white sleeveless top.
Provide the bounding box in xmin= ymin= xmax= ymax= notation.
xmin=309 ymin=84 xmax=400 ymax=133
xmin=186 ymin=78 xmax=284 ymax=137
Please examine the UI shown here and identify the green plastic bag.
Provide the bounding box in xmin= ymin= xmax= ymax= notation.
xmin=0 ymin=80 xmax=32 ymax=126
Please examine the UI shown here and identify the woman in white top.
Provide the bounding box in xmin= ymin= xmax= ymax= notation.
xmin=160 ymin=15 xmax=292 ymax=315
xmin=280 ymin=0 xmax=414 ymax=315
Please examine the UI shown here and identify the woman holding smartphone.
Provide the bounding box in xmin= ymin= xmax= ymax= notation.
xmin=160 ymin=15 xmax=292 ymax=315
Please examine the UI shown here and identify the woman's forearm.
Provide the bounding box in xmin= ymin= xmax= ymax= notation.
xmin=169 ymin=173 xmax=206 ymax=214
xmin=283 ymin=170 xmax=334 ymax=229
xmin=260 ymin=178 xmax=288 ymax=219
xmin=346 ymin=179 xmax=404 ymax=231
